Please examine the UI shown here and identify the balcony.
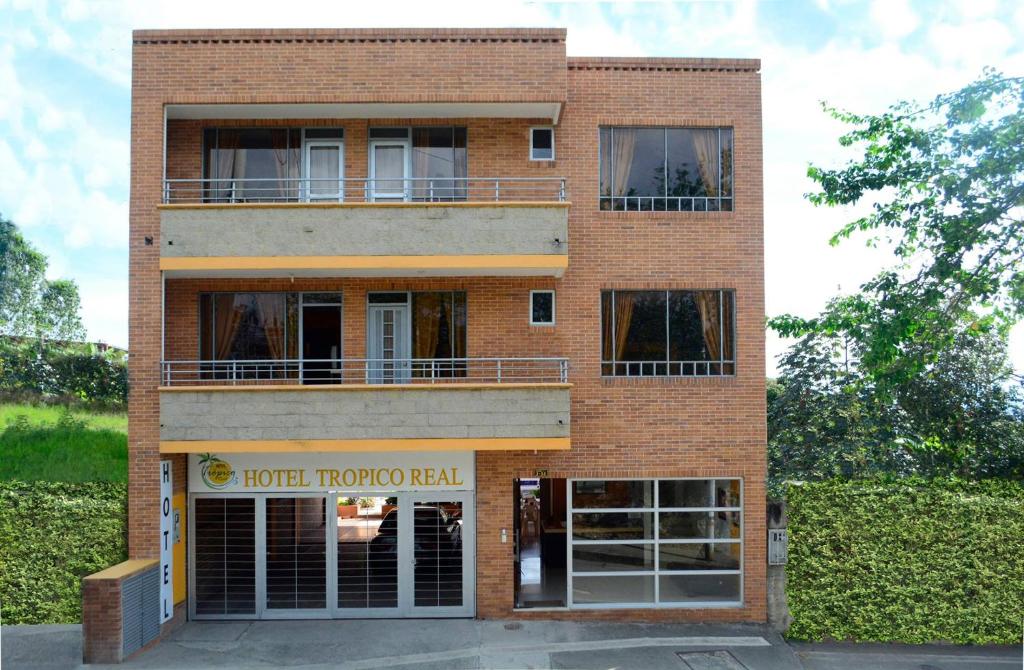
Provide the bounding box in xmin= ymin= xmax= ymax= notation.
xmin=158 ymin=357 xmax=571 ymax=453
xmin=158 ymin=176 xmax=569 ymax=278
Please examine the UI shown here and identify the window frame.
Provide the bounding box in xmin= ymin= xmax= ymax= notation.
xmin=597 ymin=126 xmax=733 ymax=212
xmin=529 ymin=289 xmax=556 ymax=327
xmin=566 ymin=477 xmax=743 ymax=610
xmin=529 ymin=126 xmax=555 ymax=161
xmin=600 ymin=289 xmax=737 ymax=378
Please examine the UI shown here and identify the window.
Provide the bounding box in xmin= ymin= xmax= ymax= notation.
xmin=530 ymin=127 xmax=555 ymax=161
xmin=601 ymin=290 xmax=735 ymax=376
xmin=569 ymin=478 xmax=742 ymax=608
xmin=411 ymin=127 xmax=468 ymax=201
xmin=599 ymin=127 xmax=733 ymax=211
xmin=199 ymin=292 xmax=298 ymax=362
xmin=530 ymin=290 xmax=555 ymax=326
xmin=202 ymin=128 xmax=302 ymax=202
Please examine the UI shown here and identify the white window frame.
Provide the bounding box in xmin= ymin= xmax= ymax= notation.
xmin=529 ymin=126 xmax=555 ymax=161
xmin=529 ymin=289 xmax=556 ymax=326
xmin=566 ymin=477 xmax=743 ymax=610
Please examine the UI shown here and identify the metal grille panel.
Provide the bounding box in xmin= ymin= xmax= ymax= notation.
xmin=193 ymin=498 xmax=257 ymax=616
xmin=121 ymin=565 xmax=160 ymax=657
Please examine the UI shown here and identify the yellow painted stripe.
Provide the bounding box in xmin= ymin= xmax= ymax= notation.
xmin=159 ymin=383 xmax=571 ymax=393
xmin=158 ymin=201 xmax=571 ymax=210
xmin=160 ymin=437 xmax=570 ymax=454
xmin=160 ymin=254 xmax=568 ymax=272
xmin=172 ymin=492 xmax=187 ymax=604
xmin=84 ymin=559 xmax=160 ymax=581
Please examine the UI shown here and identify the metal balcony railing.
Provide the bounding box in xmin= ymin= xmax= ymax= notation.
xmin=161 ymin=357 xmax=570 ymax=386
xmin=162 ymin=177 xmax=568 ymax=204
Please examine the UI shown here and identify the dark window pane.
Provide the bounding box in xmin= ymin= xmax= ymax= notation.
xmin=573 ymin=544 xmax=654 ymax=572
xmin=667 ymin=128 xmax=720 ymax=200
xmin=659 ymin=574 xmax=740 ymax=603
xmin=573 ymin=575 xmax=654 ymax=604
xmin=210 ymin=293 xmax=286 ymax=361
xmin=614 ymin=291 xmax=667 ymax=363
xmin=411 ymin=127 xmax=466 ymax=200
xmin=303 ymin=293 xmax=343 ymax=305
xmin=715 ymin=479 xmax=741 ymax=508
xmin=531 ymin=128 xmax=553 ymax=159
xmin=659 ymin=542 xmax=740 ymax=571
xmin=368 ymin=292 xmax=409 ymax=304
xmin=412 ymin=292 xmax=466 ymax=378
xmin=573 ymin=480 xmax=653 ymax=508
xmin=571 ymin=512 xmax=655 ymax=540
xmin=720 ymin=128 xmax=734 ymax=198
xmin=193 ymin=497 xmax=256 ymax=616
xmin=199 ymin=294 xmax=213 ymax=360
xmin=601 ymin=291 xmax=614 ymax=362
xmin=531 ymin=291 xmax=554 ymax=324
xmin=621 ymin=128 xmax=665 ymax=199
xmin=369 ymin=127 xmax=409 ymax=139
xmin=668 ymin=291 xmax=704 ymax=362
xmin=660 ymin=511 xmax=740 ymax=540
xmin=599 ymin=128 xmax=613 ymax=202
xmin=659 ymin=480 xmax=711 ymax=508
xmin=721 ymin=292 xmax=735 ymax=364
xmin=304 ymin=127 xmax=344 ymax=140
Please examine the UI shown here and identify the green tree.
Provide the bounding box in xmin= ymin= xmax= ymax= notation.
xmin=770 ymin=71 xmax=1024 ymax=388
xmin=769 ymin=322 xmax=1024 ymax=493
xmin=0 ymin=215 xmax=85 ymax=343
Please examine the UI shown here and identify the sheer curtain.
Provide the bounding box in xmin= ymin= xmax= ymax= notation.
xmin=214 ymin=295 xmax=245 ymax=360
xmin=692 ymin=130 xmax=720 ymax=198
xmin=214 ymin=130 xmax=240 ymax=202
xmin=254 ymin=294 xmax=285 ymax=360
xmin=612 ymin=129 xmax=637 ymax=198
xmin=413 ymin=292 xmax=443 ymax=365
xmin=271 ymin=130 xmax=290 ymax=201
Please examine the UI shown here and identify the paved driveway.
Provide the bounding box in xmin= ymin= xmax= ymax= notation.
xmin=2 ymin=621 xmax=1021 ymax=670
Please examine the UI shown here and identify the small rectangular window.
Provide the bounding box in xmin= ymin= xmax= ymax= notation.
xmin=530 ymin=290 xmax=555 ymax=325
xmin=530 ymin=127 xmax=554 ymax=161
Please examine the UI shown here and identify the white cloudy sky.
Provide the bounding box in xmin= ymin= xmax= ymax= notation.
xmin=1 ymin=0 xmax=1023 ymax=374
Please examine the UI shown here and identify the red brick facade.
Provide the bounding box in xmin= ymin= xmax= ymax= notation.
xmin=127 ymin=28 xmax=764 ymax=629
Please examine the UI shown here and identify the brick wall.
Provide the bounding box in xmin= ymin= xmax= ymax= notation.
xmin=130 ymin=29 xmax=764 ymax=624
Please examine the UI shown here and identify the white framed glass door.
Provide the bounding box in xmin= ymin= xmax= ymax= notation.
xmin=407 ymin=492 xmax=475 ymax=617
xmin=303 ymin=140 xmax=343 ymax=202
xmin=260 ymin=494 xmax=331 ymax=619
xmin=367 ymin=302 xmax=411 ymax=383
xmin=369 ymin=140 xmax=410 ymax=201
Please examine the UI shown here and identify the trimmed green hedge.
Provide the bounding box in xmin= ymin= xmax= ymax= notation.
xmin=786 ymin=478 xmax=1024 ymax=644
xmin=0 ymin=481 xmax=127 ymax=623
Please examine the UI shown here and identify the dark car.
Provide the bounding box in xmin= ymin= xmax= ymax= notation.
xmin=368 ymin=506 xmax=461 ymax=576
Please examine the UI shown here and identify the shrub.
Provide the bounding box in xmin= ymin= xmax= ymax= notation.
xmin=786 ymin=478 xmax=1024 ymax=644
xmin=0 ymin=481 xmax=127 ymax=624
xmin=0 ymin=340 xmax=127 ymax=409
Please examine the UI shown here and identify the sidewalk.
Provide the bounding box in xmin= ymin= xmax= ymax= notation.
xmin=2 ymin=620 xmax=1021 ymax=670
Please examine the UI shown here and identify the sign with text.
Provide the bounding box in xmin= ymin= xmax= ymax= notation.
xmin=159 ymin=460 xmax=173 ymax=623
xmin=188 ymin=451 xmax=475 ymax=493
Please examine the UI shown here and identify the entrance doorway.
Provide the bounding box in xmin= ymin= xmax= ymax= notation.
xmin=190 ymin=491 xmax=475 ymax=619
xmin=369 ymin=139 xmax=410 ymax=201
xmin=367 ymin=295 xmax=411 ymax=384
xmin=301 ymin=293 xmax=342 ymax=384
xmin=514 ymin=478 xmax=567 ymax=608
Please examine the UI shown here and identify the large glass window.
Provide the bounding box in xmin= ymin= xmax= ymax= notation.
xmin=203 ymin=128 xmax=302 ymax=202
xmin=411 ymin=291 xmax=467 ymax=378
xmin=569 ymin=478 xmax=742 ymax=608
xmin=599 ymin=127 xmax=733 ymax=211
xmin=198 ymin=292 xmax=299 ymax=381
xmin=601 ymin=290 xmax=735 ymax=377
xmin=411 ymin=127 xmax=467 ymax=201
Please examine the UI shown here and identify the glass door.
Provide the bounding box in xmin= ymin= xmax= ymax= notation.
xmin=407 ymin=492 xmax=475 ymax=617
xmin=262 ymin=495 xmax=330 ymax=618
xmin=303 ymin=140 xmax=343 ymax=202
xmin=369 ymin=140 xmax=409 ymax=201
xmin=335 ymin=494 xmax=400 ymax=616
xmin=367 ymin=302 xmax=410 ymax=383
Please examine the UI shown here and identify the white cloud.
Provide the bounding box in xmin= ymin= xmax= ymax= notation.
xmin=870 ymin=0 xmax=920 ymax=39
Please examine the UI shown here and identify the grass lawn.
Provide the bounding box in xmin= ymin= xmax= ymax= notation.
xmin=0 ymin=403 xmax=127 ymax=482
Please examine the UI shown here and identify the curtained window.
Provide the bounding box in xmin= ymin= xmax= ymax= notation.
xmin=202 ymin=128 xmax=302 ymax=202
xmin=599 ymin=127 xmax=734 ymax=211
xmin=410 ymin=127 xmax=467 ymax=201
xmin=601 ymin=290 xmax=735 ymax=376
xmin=411 ymin=291 xmax=467 ymax=378
xmin=199 ymin=292 xmax=298 ymax=362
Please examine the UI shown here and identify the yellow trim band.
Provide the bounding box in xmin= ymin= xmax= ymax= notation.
xmin=158 ymin=201 xmax=571 ymax=210
xmin=160 ymin=437 xmax=570 ymax=454
xmin=159 ymin=382 xmax=571 ymax=393
xmin=84 ymin=559 xmax=160 ymax=581
xmin=160 ymin=254 xmax=568 ymax=272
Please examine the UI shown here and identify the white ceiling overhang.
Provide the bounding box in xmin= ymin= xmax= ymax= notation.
xmin=165 ymin=102 xmax=562 ymax=123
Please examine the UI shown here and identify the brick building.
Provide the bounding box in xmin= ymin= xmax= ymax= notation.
xmin=106 ymin=26 xmax=764 ymax=655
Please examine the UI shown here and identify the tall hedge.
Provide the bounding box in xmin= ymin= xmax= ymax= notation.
xmin=0 ymin=481 xmax=127 ymax=623
xmin=0 ymin=340 xmax=127 ymax=409
xmin=786 ymin=479 xmax=1024 ymax=644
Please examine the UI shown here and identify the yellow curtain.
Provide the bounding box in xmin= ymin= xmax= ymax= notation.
xmin=692 ymin=129 xmax=719 ymax=197
xmin=254 ymin=294 xmax=285 ymax=360
xmin=694 ymin=291 xmax=721 ymax=361
xmin=214 ymin=295 xmax=245 ymax=360
xmin=614 ymin=292 xmax=636 ymax=361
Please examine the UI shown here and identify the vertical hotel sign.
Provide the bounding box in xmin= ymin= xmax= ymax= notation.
xmin=159 ymin=460 xmax=173 ymax=623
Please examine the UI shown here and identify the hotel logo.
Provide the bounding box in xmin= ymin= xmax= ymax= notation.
xmin=199 ymin=453 xmax=236 ymax=490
